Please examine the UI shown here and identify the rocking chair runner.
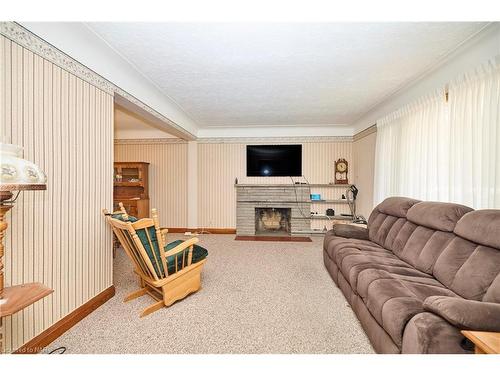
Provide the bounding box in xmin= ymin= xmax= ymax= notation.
xmin=103 ymin=206 xmax=207 ymax=317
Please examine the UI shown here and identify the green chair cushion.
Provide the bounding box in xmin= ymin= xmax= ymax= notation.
xmin=165 ymin=240 xmax=209 ymax=263
xmin=135 ymin=227 xmax=164 ymax=277
xmin=111 ymin=213 xmax=164 ymax=276
xmin=111 ymin=213 xmax=138 ymax=222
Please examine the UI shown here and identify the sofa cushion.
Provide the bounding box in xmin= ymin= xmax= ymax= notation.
xmin=364 ymin=277 xmax=457 ymax=346
xmin=483 ymin=274 xmax=500 ymax=303
xmin=324 ymin=234 xmax=386 ymax=263
xmin=423 ymin=296 xmax=500 ymax=331
xmin=338 ymin=251 xmax=431 ymax=292
xmin=373 ymin=197 xmax=421 ymax=218
xmin=332 ymin=224 xmax=369 ymax=240
xmin=454 ymin=210 xmax=500 ymax=249
xmin=433 ymin=237 xmax=500 ymax=300
xmin=356 ymin=269 xmax=445 ymax=300
xmin=407 ymin=201 xmax=473 ymax=232
xmin=397 ymin=227 xmax=456 ymax=274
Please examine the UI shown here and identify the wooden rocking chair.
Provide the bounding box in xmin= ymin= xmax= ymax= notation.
xmin=103 ymin=206 xmax=207 ymax=317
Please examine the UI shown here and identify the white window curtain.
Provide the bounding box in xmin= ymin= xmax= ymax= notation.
xmin=374 ymin=57 xmax=500 ymax=208
xmin=448 ymin=58 xmax=500 ymax=208
xmin=374 ymin=89 xmax=449 ymax=204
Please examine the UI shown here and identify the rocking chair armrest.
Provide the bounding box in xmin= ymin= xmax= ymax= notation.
xmin=164 ymin=237 xmax=199 ymax=258
xmin=160 ymin=227 xmax=169 ymax=242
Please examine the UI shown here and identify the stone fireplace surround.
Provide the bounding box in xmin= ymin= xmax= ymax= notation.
xmin=236 ymin=184 xmax=311 ymax=236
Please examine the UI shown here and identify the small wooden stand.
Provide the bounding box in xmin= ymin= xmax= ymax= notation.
xmin=462 ymin=330 xmax=500 ymax=354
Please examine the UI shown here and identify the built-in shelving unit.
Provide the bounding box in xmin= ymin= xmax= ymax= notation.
xmin=235 ymin=183 xmax=357 ymax=235
xmin=113 ymin=162 xmax=150 ymax=219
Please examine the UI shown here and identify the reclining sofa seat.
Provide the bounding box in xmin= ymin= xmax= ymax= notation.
xmin=323 ymin=197 xmax=500 ymax=354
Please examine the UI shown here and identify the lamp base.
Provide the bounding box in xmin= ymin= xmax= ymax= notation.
xmin=0 ymin=192 xmax=13 ymax=299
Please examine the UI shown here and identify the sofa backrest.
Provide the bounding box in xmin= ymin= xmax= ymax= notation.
xmin=434 ymin=210 xmax=500 ymax=302
xmin=368 ymin=196 xmax=420 ymax=251
xmin=368 ymin=197 xmax=500 ymax=302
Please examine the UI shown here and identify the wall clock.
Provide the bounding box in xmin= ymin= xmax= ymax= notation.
xmin=334 ymin=158 xmax=349 ymax=185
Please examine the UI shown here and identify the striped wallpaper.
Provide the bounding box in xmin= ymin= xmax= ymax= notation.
xmin=114 ymin=140 xmax=354 ymax=230
xmin=353 ymin=128 xmax=377 ymax=217
xmin=114 ymin=142 xmax=188 ymax=228
xmin=0 ymin=35 xmax=114 ymax=353
xmin=197 ymin=141 xmax=354 ymax=229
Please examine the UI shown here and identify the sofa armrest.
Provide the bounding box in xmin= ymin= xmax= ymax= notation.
xmin=423 ymin=296 xmax=500 ymax=332
xmin=332 ymin=224 xmax=369 ymax=241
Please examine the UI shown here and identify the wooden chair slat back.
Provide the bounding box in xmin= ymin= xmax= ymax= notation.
xmin=115 ymin=226 xmax=154 ymax=279
xmin=105 ymin=217 xmax=162 ymax=281
xmin=104 ymin=205 xmax=198 ymax=282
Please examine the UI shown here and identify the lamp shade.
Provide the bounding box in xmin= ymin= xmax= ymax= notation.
xmin=0 ymin=142 xmax=47 ymax=192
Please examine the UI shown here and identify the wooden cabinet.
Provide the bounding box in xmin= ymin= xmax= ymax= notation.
xmin=113 ymin=162 xmax=150 ymax=218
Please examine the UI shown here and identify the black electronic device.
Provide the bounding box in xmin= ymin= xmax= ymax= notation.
xmin=246 ymin=145 xmax=302 ymax=177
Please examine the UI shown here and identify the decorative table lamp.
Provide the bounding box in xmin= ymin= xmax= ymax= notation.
xmin=0 ymin=140 xmax=52 ymax=320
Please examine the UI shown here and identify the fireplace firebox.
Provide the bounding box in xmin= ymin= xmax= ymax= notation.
xmin=255 ymin=208 xmax=291 ymax=236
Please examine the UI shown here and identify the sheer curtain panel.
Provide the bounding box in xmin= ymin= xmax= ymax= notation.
xmin=374 ymin=57 xmax=500 ymax=208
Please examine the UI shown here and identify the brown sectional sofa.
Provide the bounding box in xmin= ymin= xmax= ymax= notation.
xmin=323 ymin=197 xmax=500 ymax=353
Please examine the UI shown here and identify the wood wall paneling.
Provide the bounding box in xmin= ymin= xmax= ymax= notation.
xmin=0 ymin=35 xmax=114 ymax=353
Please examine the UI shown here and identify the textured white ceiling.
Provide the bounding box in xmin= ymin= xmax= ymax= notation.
xmin=88 ymin=22 xmax=486 ymax=128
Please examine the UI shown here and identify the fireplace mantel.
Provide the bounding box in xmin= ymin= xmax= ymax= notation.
xmin=235 ymin=184 xmax=311 ymax=236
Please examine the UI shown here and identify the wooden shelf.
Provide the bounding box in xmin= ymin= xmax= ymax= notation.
xmin=113 ymin=181 xmax=143 ymax=187
xmin=237 ymin=200 xmax=350 ymax=204
xmin=312 ymin=215 xmax=353 ymax=220
xmin=234 ymin=184 xmax=352 ymax=188
xmin=310 ymin=200 xmax=350 ymax=204
xmin=0 ymin=282 xmax=53 ymax=318
xmin=293 ymin=215 xmax=353 ymax=220
xmin=114 ymin=162 xmax=150 ymax=219
xmin=308 ymin=184 xmax=353 ymax=188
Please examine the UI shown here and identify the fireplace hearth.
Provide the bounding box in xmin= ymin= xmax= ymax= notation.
xmin=255 ymin=208 xmax=291 ymax=236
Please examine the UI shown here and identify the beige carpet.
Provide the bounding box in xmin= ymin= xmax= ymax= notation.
xmin=44 ymin=234 xmax=374 ymax=354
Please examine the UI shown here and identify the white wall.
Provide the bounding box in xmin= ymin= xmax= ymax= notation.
xmin=352 ymin=23 xmax=500 ymax=132
xmin=20 ymin=22 xmax=198 ymax=136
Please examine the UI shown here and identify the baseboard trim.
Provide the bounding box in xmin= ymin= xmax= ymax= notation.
xmin=14 ymin=285 xmax=115 ymax=354
xmin=166 ymin=227 xmax=236 ymax=234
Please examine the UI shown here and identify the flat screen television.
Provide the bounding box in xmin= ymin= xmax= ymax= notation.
xmin=246 ymin=145 xmax=302 ymax=177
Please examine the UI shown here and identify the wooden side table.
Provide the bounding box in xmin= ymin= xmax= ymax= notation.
xmin=462 ymin=330 xmax=500 ymax=354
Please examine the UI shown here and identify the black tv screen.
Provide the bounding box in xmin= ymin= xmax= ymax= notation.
xmin=246 ymin=145 xmax=302 ymax=177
